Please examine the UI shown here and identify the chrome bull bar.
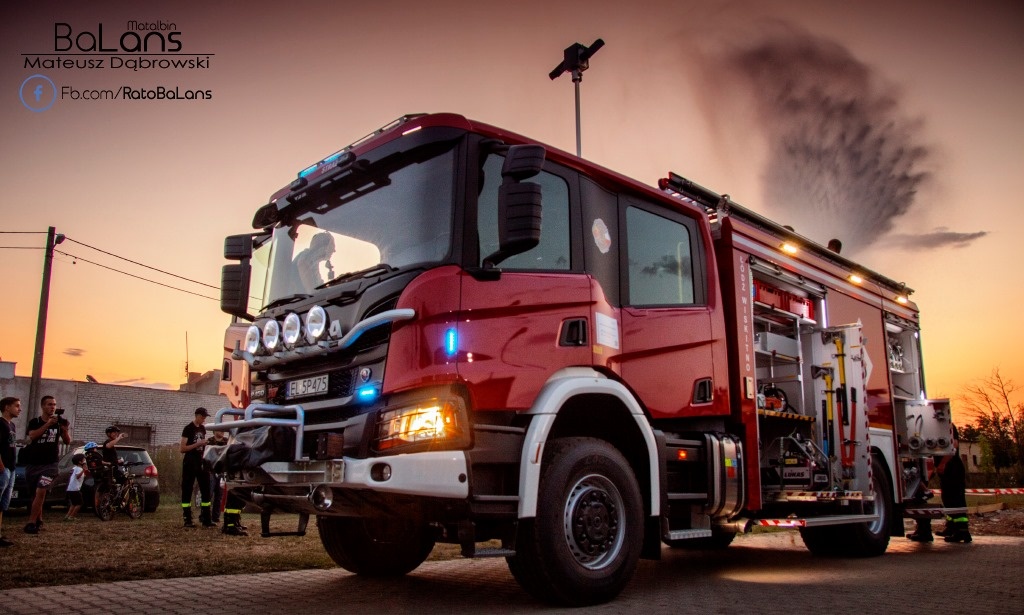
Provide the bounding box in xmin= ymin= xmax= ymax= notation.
xmin=211 ymin=403 xmax=308 ymax=462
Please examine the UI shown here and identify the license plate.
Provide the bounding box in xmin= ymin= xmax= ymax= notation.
xmin=287 ymin=374 xmax=329 ymax=399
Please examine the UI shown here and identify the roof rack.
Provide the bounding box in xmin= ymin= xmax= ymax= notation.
xmin=659 ymin=171 xmax=913 ymax=298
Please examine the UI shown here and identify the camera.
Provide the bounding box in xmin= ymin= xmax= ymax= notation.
xmin=55 ymin=408 xmax=65 ymax=416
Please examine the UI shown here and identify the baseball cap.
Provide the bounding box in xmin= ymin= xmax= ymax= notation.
xmin=195 ymin=407 xmax=210 ymax=417
xmin=105 ymin=425 xmax=121 ymax=434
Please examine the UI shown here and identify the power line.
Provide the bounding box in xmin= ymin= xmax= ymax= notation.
xmin=64 ymin=236 xmax=220 ymax=290
xmin=54 ymin=250 xmax=219 ymax=301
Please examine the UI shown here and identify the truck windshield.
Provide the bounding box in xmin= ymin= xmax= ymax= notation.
xmin=253 ymin=147 xmax=455 ymax=312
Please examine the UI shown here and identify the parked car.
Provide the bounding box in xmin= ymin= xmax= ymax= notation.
xmin=9 ymin=444 xmax=73 ymax=511
xmin=51 ymin=445 xmax=161 ymax=513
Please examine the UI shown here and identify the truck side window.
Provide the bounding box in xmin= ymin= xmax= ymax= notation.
xmin=477 ymin=154 xmax=570 ymax=270
xmin=625 ymin=206 xmax=695 ymax=306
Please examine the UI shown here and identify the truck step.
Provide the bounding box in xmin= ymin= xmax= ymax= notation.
xmin=470 ymin=547 xmax=516 ymax=558
xmin=666 ymin=528 xmax=713 ymax=541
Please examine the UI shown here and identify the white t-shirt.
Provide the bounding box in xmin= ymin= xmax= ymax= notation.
xmin=68 ymin=465 xmax=85 ymax=492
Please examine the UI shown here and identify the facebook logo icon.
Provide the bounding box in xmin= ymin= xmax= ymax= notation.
xmin=20 ymin=74 xmax=57 ymax=112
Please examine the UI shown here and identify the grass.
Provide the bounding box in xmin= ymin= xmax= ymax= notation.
xmin=0 ymin=500 xmax=468 ymax=591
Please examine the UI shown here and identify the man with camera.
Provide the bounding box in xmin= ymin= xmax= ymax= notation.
xmin=22 ymin=395 xmax=71 ymax=534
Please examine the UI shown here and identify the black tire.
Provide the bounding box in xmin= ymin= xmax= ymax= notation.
xmin=143 ymin=491 xmax=160 ymax=513
xmin=666 ymin=529 xmax=737 ymax=550
xmin=798 ymin=524 xmax=843 ymax=556
xmin=317 ymin=516 xmax=435 ymax=577
xmin=800 ymin=456 xmax=892 ymax=557
xmin=94 ymin=485 xmax=114 ymax=522
xmin=505 ymin=437 xmax=644 ymax=607
xmin=839 ymin=456 xmax=892 ymax=556
xmin=125 ymin=485 xmax=144 ymax=519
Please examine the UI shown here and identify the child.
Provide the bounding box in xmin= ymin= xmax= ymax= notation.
xmin=64 ymin=453 xmax=87 ymax=521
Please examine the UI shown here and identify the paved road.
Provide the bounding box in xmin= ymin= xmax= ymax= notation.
xmin=3 ymin=533 xmax=1021 ymax=614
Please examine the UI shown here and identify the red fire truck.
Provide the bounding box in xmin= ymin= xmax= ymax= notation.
xmin=213 ymin=113 xmax=954 ymax=606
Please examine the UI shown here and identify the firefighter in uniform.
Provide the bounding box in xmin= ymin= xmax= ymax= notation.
xmin=936 ymin=424 xmax=972 ymax=543
xmin=222 ymin=491 xmax=247 ymax=536
xmin=180 ymin=407 xmax=215 ymax=528
xmin=908 ymin=423 xmax=972 ymax=543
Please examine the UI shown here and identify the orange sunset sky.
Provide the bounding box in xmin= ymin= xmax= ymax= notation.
xmin=2 ymin=0 xmax=1022 ymax=424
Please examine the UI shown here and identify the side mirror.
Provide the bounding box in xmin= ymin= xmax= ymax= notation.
xmin=220 ymin=263 xmax=253 ymax=319
xmin=224 ymin=234 xmax=253 ymax=260
xmin=483 ymin=145 xmax=545 ymax=268
xmin=501 ymin=144 xmax=545 ymax=181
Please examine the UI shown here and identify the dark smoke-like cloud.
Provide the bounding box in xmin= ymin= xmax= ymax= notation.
xmin=714 ymin=26 xmax=985 ymax=255
xmin=888 ymin=229 xmax=988 ymax=250
xmin=63 ymin=348 xmax=86 ymax=357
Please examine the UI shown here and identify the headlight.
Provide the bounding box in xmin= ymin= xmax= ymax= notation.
xmin=375 ymin=392 xmax=470 ymax=453
xmin=244 ymin=325 xmax=261 ymax=354
xmin=262 ymin=319 xmax=281 ymax=351
xmin=305 ymin=305 xmax=328 ymax=343
xmin=282 ymin=312 xmax=302 ymax=346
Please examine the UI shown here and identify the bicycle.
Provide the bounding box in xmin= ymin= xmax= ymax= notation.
xmin=94 ymin=461 xmax=145 ymax=521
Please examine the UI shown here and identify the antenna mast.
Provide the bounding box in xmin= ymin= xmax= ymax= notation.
xmin=549 ymin=38 xmax=604 ymax=157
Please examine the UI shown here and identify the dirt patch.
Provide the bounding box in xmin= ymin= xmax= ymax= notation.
xmin=968 ymin=507 xmax=1024 ymax=537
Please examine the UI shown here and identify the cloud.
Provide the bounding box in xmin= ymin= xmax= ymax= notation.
xmin=888 ymin=229 xmax=988 ymax=250
xmin=63 ymin=348 xmax=86 ymax=357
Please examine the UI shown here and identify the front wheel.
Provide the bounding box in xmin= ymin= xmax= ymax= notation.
xmin=124 ymin=484 xmax=144 ymax=519
xmin=317 ymin=517 xmax=435 ymax=577
xmin=506 ymin=437 xmax=644 ymax=607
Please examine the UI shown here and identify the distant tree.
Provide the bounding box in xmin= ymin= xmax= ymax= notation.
xmin=959 ymin=369 xmax=1024 ymax=481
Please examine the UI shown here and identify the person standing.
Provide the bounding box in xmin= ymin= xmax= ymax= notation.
xmin=23 ymin=395 xmax=71 ymax=534
xmin=180 ymin=407 xmax=214 ymax=528
xmin=0 ymin=397 xmax=22 ymax=547
xmin=64 ymin=453 xmax=87 ymax=521
xmin=937 ymin=424 xmax=972 ymax=543
xmin=907 ymin=423 xmax=972 ymax=543
xmin=102 ymin=425 xmax=128 ymax=485
xmin=207 ymin=429 xmax=228 ymax=524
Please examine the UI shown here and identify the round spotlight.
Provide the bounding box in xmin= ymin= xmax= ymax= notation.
xmin=305 ymin=305 xmax=328 ymax=343
xmin=244 ymin=325 xmax=261 ymax=354
xmin=282 ymin=312 xmax=302 ymax=346
xmin=310 ymin=485 xmax=334 ymax=511
xmin=262 ymin=319 xmax=281 ymax=351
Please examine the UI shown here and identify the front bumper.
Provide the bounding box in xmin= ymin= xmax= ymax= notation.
xmin=234 ymin=450 xmax=470 ymax=517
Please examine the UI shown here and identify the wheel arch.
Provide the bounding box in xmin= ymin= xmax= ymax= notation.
xmin=870 ymin=444 xmax=901 ymax=536
xmin=517 ymin=368 xmax=659 ymax=519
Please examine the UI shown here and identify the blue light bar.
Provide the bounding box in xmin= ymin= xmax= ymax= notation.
xmin=445 ymin=328 xmax=458 ymax=357
xmin=298 ymin=163 xmax=319 ymax=179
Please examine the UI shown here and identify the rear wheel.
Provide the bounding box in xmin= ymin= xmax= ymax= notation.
xmin=94 ymin=485 xmax=114 ymax=522
xmin=800 ymin=456 xmax=892 ymax=557
xmin=506 ymin=438 xmax=644 ymax=607
xmin=838 ymin=456 xmax=892 ymax=556
xmin=317 ymin=517 xmax=435 ymax=577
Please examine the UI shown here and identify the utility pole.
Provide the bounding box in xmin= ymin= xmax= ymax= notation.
xmin=549 ymin=39 xmax=605 ymax=157
xmin=27 ymin=226 xmax=64 ymax=421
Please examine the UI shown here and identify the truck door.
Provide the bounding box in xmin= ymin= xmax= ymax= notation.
xmin=459 ymin=154 xmax=591 ymax=411
xmin=617 ymin=198 xmax=717 ymax=419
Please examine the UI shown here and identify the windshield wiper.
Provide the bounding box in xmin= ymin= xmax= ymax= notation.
xmin=262 ymin=293 xmax=311 ymax=311
xmin=317 ymin=264 xmax=398 ymax=290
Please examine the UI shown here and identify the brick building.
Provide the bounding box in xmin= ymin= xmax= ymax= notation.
xmin=0 ymin=361 xmax=227 ymax=447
